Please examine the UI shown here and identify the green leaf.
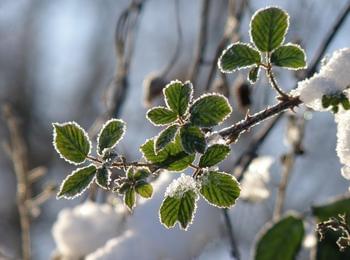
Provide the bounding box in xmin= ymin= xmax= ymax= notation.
xmin=133 ymin=168 xmax=150 ymax=181
xmin=270 ymin=44 xmax=306 ymax=69
xmin=312 ymin=196 xmax=350 ymax=222
xmin=199 ymin=144 xmax=230 ymax=167
xmin=97 ymin=119 xmax=126 ymax=155
xmin=254 ymin=214 xmax=304 ymax=260
xmin=57 ymin=165 xmax=97 ymax=199
xmin=250 ymin=7 xmax=289 ymax=52
xmin=140 ymin=135 xmax=195 ymax=171
xmin=218 ymin=43 xmax=261 ymax=73
xmin=155 ymin=124 xmax=178 ymax=153
xmin=248 ymin=66 xmax=260 ymax=83
xmin=179 ymin=124 xmax=206 ymax=154
xmin=159 ymin=190 xmax=198 ymax=230
xmin=96 ymin=166 xmax=110 ymax=189
xmin=135 ymin=180 xmax=153 ymax=198
xmin=190 ymin=94 xmax=232 ymax=127
xmin=124 ymin=187 xmax=136 ymax=211
xmin=315 ymin=229 xmax=350 ymax=260
xmin=116 ymin=182 xmax=131 ymax=194
xmin=146 ymin=107 xmax=178 ymax=126
xmin=164 ymin=80 xmax=193 ymax=116
xmin=53 ymin=122 xmax=91 ymax=164
xmin=199 ymin=171 xmax=240 ymax=208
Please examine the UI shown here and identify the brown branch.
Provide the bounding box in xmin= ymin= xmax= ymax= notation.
xmin=2 ymin=104 xmax=31 ymax=260
xmin=217 ymin=96 xmax=302 ymax=143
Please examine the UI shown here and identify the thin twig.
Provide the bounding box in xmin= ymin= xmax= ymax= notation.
xmin=273 ymin=153 xmax=295 ymax=220
xmin=89 ymin=0 xmax=146 ymax=137
xmin=161 ymin=0 xmax=183 ymax=79
xmin=205 ymin=0 xmax=246 ymax=91
xmin=273 ymin=114 xmax=305 ymax=220
xmin=2 ymin=104 xmax=31 ymax=260
xmin=188 ymin=0 xmax=210 ymax=86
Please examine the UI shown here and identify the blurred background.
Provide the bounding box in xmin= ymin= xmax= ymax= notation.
xmin=1 ymin=0 xmax=350 ymax=259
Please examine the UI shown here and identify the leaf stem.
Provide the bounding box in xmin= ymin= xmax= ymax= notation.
xmin=266 ymin=62 xmax=289 ymax=99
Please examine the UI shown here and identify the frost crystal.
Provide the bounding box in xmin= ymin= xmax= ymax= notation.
xmin=240 ymin=156 xmax=274 ymax=203
xmin=335 ymin=112 xmax=350 ymax=188
xmin=292 ymin=48 xmax=350 ymax=111
xmin=165 ymin=174 xmax=198 ymax=198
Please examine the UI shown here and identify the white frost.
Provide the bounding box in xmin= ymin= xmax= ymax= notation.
xmin=240 ymin=156 xmax=274 ymax=203
xmin=335 ymin=112 xmax=350 ymax=188
xmin=86 ymin=174 xmax=222 ymax=260
xmin=292 ymin=48 xmax=350 ymax=111
xmin=52 ymin=201 xmax=126 ymax=259
xmin=165 ymin=174 xmax=199 ymax=198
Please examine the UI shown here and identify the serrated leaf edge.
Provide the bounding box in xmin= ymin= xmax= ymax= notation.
xmin=218 ymin=42 xmax=261 ymax=73
xmin=249 ymin=6 xmax=290 ymax=52
xmin=56 ymin=164 xmax=97 ymax=200
xmin=154 ymin=124 xmax=179 ymax=154
xmin=190 ymin=93 xmax=233 ymax=127
xmin=97 ymin=118 xmax=126 ymax=156
xmin=163 ymin=79 xmax=194 ymax=115
xmin=159 ymin=190 xmax=199 ymax=231
xmin=146 ymin=106 xmax=178 ymax=126
xmin=199 ymin=171 xmax=241 ymax=208
xmin=199 ymin=144 xmax=231 ymax=167
xmin=271 ymin=43 xmax=307 ymax=70
xmin=52 ymin=121 xmax=92 ymax=165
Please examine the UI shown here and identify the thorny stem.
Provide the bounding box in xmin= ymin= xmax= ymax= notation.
xmin=217 ymin=95 xmax=302 ymax=144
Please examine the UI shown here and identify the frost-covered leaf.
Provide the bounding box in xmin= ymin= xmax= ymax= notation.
xmin=199 ymin=144 xmax=230 ymax=167
xmin=96 ymin=166 xmax=110 ymax=189
xmin=248 ymin=66 xmax=260 ymax=83
xmin=159 ymin=175 xmax=199 ymax=230
xmin=164 ymin=80 xmax=193 ymax=116
xmin=124 ymin=187 xmax=136 ymax=211
xmin=97 ymin=119 xmax=125 ymax=155
xmin=199 ymin=171 xmax=240 ymax=208
xmin=133 ymin=168 xmax=150 ymax=181
xmin=53 ymin=122 xmax=91 ymax=164
xmin=57 ymin=165 xmax=96 ymax=199
xmin=140 ymin=135 xmax=195 ymax=171
xmin=250 ymin=7 xmax=289 ymax=52
xmin=155 ymin=124 xmax=178 ymax=153
xmin=116 ymin=182 xmax=131 ymax=194
xmin=312 ymin=197 xmax=350 ymax=258
xmin=179 ymin=124 xmax=206 ymax=154
xmin=146 ymin=107 xmax=178 ymax=126
xmin=254 ymin=214 xmax=304 ymax=260
xmin=270 ymin=44 xmax=306 ymax=69
xmin=135 ymin=180 xmax=153 ymax=198
xmin=190 ymin=94 xmax=232 ymax=127
xmin=218 ymin=43 xmax=261 ymax=73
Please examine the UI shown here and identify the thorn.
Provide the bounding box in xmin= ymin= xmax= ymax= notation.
xmin=244 ymin=109 xmax=251 ymax=120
